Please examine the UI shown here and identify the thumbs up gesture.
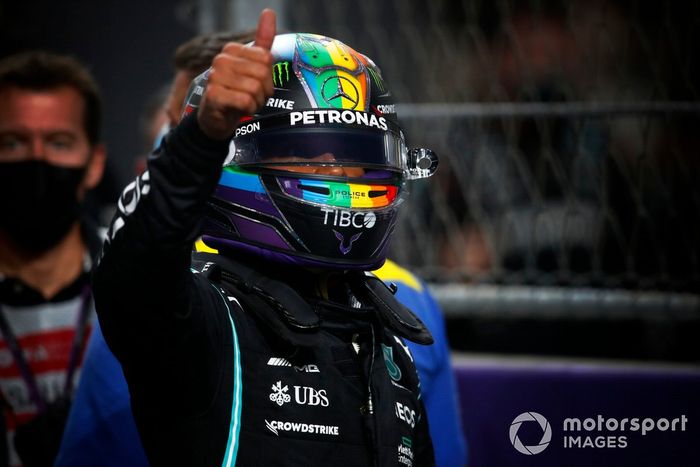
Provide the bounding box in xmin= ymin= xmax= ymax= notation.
xmin=197 ymin=8 xmax=276 ymax=140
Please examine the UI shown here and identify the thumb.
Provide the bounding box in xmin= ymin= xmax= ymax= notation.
xmin=254 ymin=8 xmax=277 ymax=50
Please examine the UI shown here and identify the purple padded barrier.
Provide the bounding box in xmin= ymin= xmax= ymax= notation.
xmin=453 ymin=355 xmax=700 ymax=467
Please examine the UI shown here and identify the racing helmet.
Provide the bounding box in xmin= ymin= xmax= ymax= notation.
xmin=183 ymin=33 xmax=437 ymax=270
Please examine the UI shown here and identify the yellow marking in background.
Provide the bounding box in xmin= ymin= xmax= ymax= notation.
xmin=373 ymin=259 xmax=423 ymax=292
xmin=195 ymin=238 xmax=219 ymax=254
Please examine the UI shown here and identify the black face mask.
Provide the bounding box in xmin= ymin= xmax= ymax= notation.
xmin=0 ymin=160 xmax=86 ymax=254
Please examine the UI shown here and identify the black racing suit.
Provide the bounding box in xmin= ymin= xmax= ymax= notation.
xmin=94 ymin=114 xmax=436 ymax=466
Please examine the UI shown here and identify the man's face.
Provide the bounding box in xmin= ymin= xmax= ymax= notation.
xmin=0 ymin=85 xmax=104 ymax=195
xmin=264 ymin=152 xmax=366 ymax=177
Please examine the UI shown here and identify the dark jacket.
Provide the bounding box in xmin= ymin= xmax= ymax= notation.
xmin=94 ymin=114 xmax=435 ymax=466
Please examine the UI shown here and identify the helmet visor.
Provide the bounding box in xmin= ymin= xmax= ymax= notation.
xmin=226 ymin=112 xmax=406 ymax=173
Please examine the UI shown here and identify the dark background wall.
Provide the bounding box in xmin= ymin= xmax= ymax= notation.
xmin=0 ymin=0 xmax=198 ymax=204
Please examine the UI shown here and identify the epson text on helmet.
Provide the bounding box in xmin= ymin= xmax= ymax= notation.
xmin=235 ymin=121 xmax=261 ymax=137
xmin=290 ymin=110 xmax=388 ymax=130
xmin=322 ymin=208 xmax=377 ymax=228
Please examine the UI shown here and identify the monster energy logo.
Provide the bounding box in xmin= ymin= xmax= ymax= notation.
xmin=367 ymin=66 xmax=386 ymax=93
xmin=273 ymin=61 xmax=290 ymax=87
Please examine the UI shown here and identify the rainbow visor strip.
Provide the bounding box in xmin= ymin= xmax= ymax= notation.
xmin=278 ymin=177 xmax=398 ymax=208
xmin=218 ymin=167 xmax=398 ymax=208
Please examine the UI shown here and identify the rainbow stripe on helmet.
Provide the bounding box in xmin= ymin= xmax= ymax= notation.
xmin=294 ymin=34 xmax=370 ymax=112
xmin=218 ymin=166 xmax=398 ymax=209
xmin=280 ymin=177 xmax=398 ymax=208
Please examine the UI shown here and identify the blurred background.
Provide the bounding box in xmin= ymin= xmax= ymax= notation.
xmin=4 ymin=0 xmax=696 ymax=361
xmin=2 ymin=0 xmax=698 ymax=464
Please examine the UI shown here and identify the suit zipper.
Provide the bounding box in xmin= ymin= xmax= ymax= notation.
xmin=353 ymin=332 xmax=375 ymax=415
xmin=355 ymin=326 xmax=379 ymax=466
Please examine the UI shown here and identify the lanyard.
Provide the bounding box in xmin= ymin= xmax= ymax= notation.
xmin=0 ymin=283 xmax=92 ymax=412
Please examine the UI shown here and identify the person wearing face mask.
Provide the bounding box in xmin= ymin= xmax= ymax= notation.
xmin=0 ymin=51 xmax=106 ymax=467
